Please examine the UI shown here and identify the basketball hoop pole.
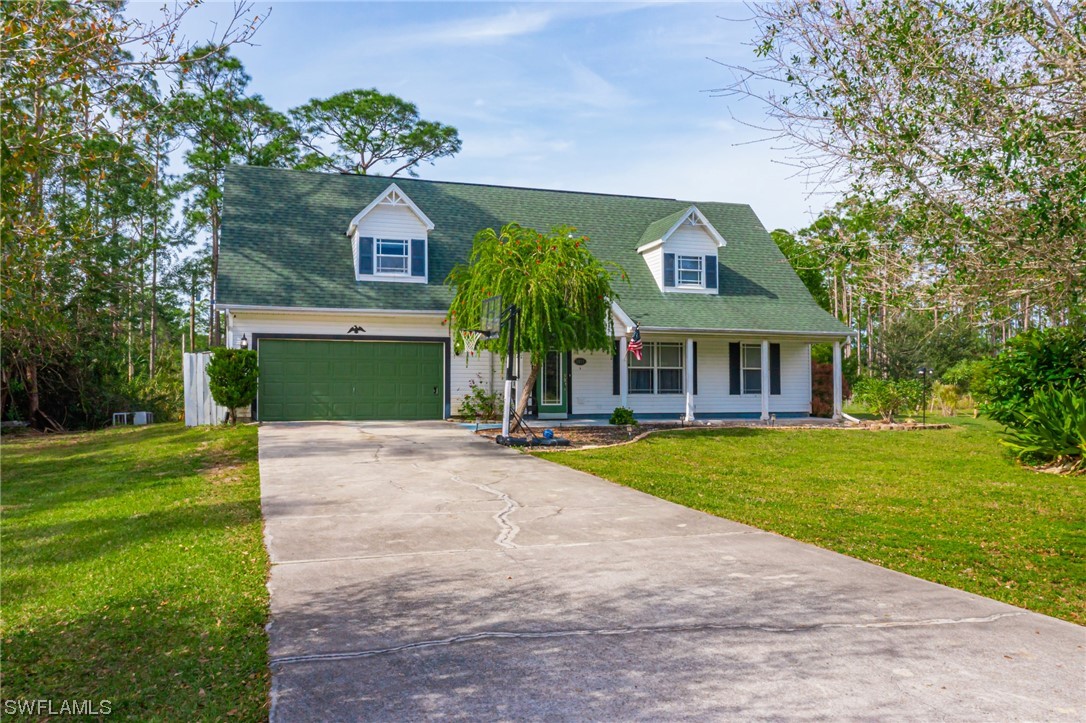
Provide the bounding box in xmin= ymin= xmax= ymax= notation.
xmin=500 ymin=305 xmax=518 ymax=439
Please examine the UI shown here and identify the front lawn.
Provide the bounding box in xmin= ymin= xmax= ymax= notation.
xmin=1 ymin=423 xmax=269 ymax=720
xmin=546 ymin=417 xmax=1085 ymax=624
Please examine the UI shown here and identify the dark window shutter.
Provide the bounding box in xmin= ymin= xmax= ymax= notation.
xmin=663 ymin=253 xmax=675 ymax=287
xmin=770 ymin=343 xmax=781 ymax=395
xmin=692 ymin=342 xmax=698 ymax=395
xmin=612 ymin=340 xmax=620 ymax=395
xmin=359 ymin=237 xmax=374 ymax=275
xmin=729 ymin=342 xmax=741 ymax=395
xmin=410 ymin=239 xmax=426 ymax=277
xmin=705 ymin=255 xmax=717 ymax=290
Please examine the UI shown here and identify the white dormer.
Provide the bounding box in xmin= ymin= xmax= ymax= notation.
xmin=637 ymin=206 xmax=726 ymax=294
xmin=348 ymin=184 xmax=434 ymax=284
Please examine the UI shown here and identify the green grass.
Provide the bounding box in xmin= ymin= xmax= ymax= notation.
xmin=1 ymin=423 xmax=269 ymax=720
xmin=545 ymin=416 xmax=1085 ymax=624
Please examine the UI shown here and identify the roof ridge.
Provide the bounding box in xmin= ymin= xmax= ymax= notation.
xmin=226 ymin=164 xmax=753 ymax=208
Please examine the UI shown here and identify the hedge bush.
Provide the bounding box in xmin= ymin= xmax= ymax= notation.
xmin=1001 ymin=384 xmax=1086 ymax=472
xmin=206 ymin=349 xmax=258 ymax=425
xmin=984 ymin=326 xmax=1086 ymax=425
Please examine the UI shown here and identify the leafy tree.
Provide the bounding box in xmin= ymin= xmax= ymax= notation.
xmin=879 ymin=312 xmax=990 ymax=380
xmin=770 ymin=229 xmax=829 ymax=311
xmin=206 ymin=349 xmax=258 ymax=425
xmin=722 ymin=0 xmax=1085 ymax=324
xmin=446 ymin=223 xmax=624 ymax=425
xmin=984 ymin=326 xmax=1086 ymax=425
xmin=290 ymin=89 xmax=461 ymax=176
xmin=171 ymin=46 xmax=296 ymax=345
xmin=0 ymin=1 xmax=261 ymax=428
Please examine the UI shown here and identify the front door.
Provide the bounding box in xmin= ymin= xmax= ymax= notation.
xmin=536 ymin=350 xmax=568 ymax=419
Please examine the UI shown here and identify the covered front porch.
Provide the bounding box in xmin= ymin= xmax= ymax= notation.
xmin=517 ymin=328 xmax=851 ymax=422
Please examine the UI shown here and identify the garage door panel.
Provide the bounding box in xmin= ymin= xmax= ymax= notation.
xmin=258 ymin=339 xmax=444 ymax=421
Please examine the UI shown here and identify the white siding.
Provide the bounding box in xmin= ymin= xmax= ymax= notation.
xmin=572 ymin=336 xmax=811 ymax=417
xmin=229 ymin=310 xmax=444 ymax=341
xmin=450 ymin=348 xmax=499 ymax=415
xmin=668 ymin=223 xmax=719 ymax=256
xmin=642 ymin=247 xmax=664 ymax=288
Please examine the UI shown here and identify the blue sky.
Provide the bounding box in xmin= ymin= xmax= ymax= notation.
xmin=133 ymin=1 xmax=836 ymax=231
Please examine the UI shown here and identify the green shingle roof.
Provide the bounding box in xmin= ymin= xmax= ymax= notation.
xmin=638 ymin=207 xmax=689 ymax=248
xmin=219 ymin=166 xmax=850 ymax=335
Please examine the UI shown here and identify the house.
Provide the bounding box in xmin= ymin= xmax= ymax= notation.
xmin=218 ymin=166 xmax=852 ymax=422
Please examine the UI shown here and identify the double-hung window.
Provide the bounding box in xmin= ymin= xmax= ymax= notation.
xmin=375 ymin=239 xmax=409 ymax=275
xmin=629 ymin=342 xmax=684 ymax=395
xmin=742 ymin=344 xmax=762 ymax=394
xmin=676 ymin=255 xmax=703 ymax=287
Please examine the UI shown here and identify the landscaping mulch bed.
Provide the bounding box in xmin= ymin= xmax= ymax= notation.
xmin=474 ymin=418 xmax=843 ymax=450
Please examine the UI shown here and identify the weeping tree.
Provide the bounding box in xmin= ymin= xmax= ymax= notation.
xmin=447 ymin=223 xmax=625 ymax=426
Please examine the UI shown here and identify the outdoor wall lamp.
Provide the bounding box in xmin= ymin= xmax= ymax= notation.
xmin=240 ymin=334 xmax=249 ymax=350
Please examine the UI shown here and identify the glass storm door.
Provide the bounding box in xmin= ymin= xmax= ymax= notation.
xmin=536 ymin=351 xmax=567 ymax=418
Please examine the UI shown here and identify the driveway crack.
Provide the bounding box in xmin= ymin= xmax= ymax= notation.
xmin=269 ymin=612 xmax=1027 ymax=667
xmin=452 ymin=473 xmax=520 ymax=549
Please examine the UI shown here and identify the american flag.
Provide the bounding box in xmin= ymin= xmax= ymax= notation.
xmin=627 ymin=326 xmax=643 ymax=361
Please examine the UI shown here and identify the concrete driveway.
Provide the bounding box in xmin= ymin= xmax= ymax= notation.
xmin=259 ymin=422 xmax=1084 ymax=721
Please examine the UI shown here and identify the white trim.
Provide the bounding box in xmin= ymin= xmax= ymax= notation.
xmin=347 ymin=183 xmax=435 ymax=234
xmin=684 ymin=337 xmax=695 ymax=422
xmin=760 ymin=339 xmax=771 ymax=421
xmin=611 ymin=302 xmax=636 ymax=333
xmin=220 ymin=304 xmax=446 ymax=317
xmin=637 ymin=326 xmax=854 ymax=339
xmin=636 ymin=238 xmax=665 ymax=255
xmin=355 ymin=273 xmax=428 ymax=285
xmin=676 ymin=254 xmax=704 ymax=288
xmin=637 ymin=206 xmax=728 ymax=256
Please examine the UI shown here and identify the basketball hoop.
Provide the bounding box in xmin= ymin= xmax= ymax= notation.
xmin=460 ymin=330 xmax=485 ymax=363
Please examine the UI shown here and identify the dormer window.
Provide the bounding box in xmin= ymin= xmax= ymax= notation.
xmin=637 ymin=205 xmax=726 ymax=294
xmin=676 ymin=255 xmax=704 ymax=287
xmin=349 ymin=183 xmax=434 ymax=284
xmin=376 ymin=239 xmax=410 ymax=275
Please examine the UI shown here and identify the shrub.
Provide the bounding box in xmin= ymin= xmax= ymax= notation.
xmin=810 ymin=360 xmax=852 ymax=417
xmin=206 ymin=349 xmax=258 ymax=425
xmin=458 ymin=376 xmax=502 ymax=420
xmin=931 ymin=381 xmax=959 ymax=416
xmin=941 ymin=358 xmax=994 ymax=403
xmin=1001 ymin=384 xmax=1086 ymax=472
xmin=609 ymin=406 xmax=637 ymax=426
xmin=984 ymin=326 xmax=1086 ymax=425
xmin=852 ymin=377 xmax=923 ymax=422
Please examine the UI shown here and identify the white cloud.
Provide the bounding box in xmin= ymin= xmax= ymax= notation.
xmin=406 ymin=8 xmax=554 ymax=46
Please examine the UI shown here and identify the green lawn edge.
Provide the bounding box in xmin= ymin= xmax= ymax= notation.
xmin=1 ymin=423 xmax=270 ymax=720
xmin=541 ymin=417 xmax=1085 ymax=624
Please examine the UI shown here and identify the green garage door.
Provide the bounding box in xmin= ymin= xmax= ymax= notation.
xmin=258 ymin=339 xmax=444 ymax=421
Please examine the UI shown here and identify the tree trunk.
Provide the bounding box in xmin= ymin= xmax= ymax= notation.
xmin=190 ymin=277 xmax=197 ymax=352
xmin=513 ymin=362 xmax=540 ymax=431
xmin=150 ymin=238 xmax=158 ymax=376
xmin=209 ymin=206 xmax=220 ymax=345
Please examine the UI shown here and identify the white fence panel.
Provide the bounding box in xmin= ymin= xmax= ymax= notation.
xmin=183 ymin=352 xmax=228 ymax=426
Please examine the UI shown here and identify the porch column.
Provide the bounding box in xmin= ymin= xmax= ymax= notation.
xmin=760 ymin=339 xmax=771 ymax=421
xmin=685 ymin=337 xmax=695 ymax=422
xmin=619 ymin=334 xmax=629 ymax=408
xmin=832 ymin=340 xmax=843 ymax=420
